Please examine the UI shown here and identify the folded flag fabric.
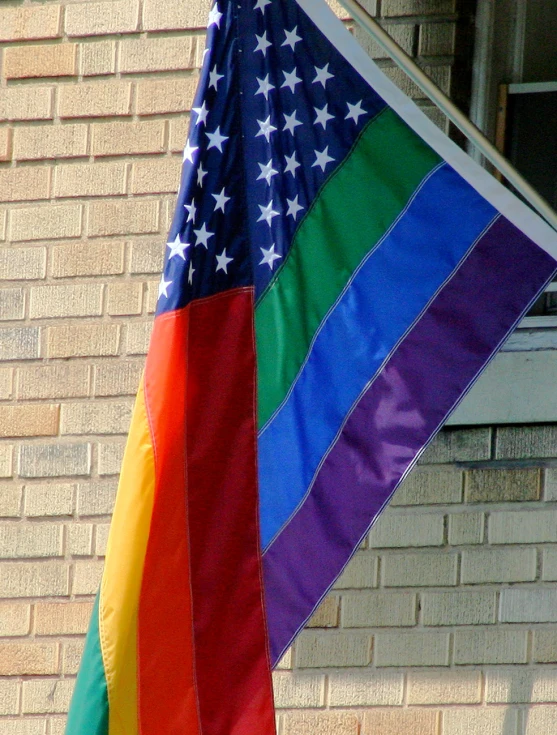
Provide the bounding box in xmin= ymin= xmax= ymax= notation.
xmin=66 ymin=0 xmax=557 ymax=733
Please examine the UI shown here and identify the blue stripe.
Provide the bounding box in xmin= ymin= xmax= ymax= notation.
xmin=258 ymin=164 xmax=497 ymax=549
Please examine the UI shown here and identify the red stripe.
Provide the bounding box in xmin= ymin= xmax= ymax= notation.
xmin=138 ymin=308 xmax=201 ymax=735
xmin=187 ymin=289 xmax=276 ymax=735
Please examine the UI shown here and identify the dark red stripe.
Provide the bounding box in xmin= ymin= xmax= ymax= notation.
xmin=187 ymin=289 xmax=276 ymax=735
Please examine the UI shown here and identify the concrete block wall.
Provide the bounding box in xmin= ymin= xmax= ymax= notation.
xmin=2 ymin=2 xmax=554 ymax=735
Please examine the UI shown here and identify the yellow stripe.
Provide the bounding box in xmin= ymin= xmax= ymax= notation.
xmin=99 ymin=378 xmax=156 ymax=735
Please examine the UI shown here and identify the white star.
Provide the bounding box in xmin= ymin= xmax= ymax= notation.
xmin=167 ymin=234 xmax=189 ymax=260
xmin=260 ymin=244 xmax=282 ymax=270
xmin=183 ymin=139 xmax=198 ymax=163
xmin=286 ymin=195 xmax=304 ymax=220
xmin=212 ymin=187 xmax=231 ymax=212
xmin=209 ymin=65 xmax=224 ymax=90
xmin=282 ymin=26 xmax=302 ymax=51
xmin=281 ymin=68 xmax=302 ymax=93
xmin=283 ymin=111 xmax=302 ymax=135
xmin=314 ymin=103 xmax=334 ymax=130
xmin=258 ymin=201 xmax=279 ymax=227
xmin=255 ymin=74 xmax=275 ymax=100
xmin=188 ymin=261 xmax=195 ymax=285
xmin=313 ymin=146 xmax=335 ymax=172
xmin=254 ymin=0 xmax=271 ymax=12
xmin=206 ymin=125 xmax=229 ymax=152
xmin=257 ymin=159 xmax=278 ymax=185
xmin=284 ymin=152 xmax=301 ymax=177
xmin=158 ymin=277 xmax=172 ymax=299
xmin=216 ymin=248 xmax=233 ymax=273
xmin=197 ymin=165 xmax=208 ymax=186
xmin=313 ymin=63 xmax=334 ymax=88
xmin=346 ymin=100 xmax=367 ymax=124
xmin=184 ymin=201 xmax=197 ymax=223
xmin=194 ymin=223 xmax=214 ymax=249
xmin=192 ymin=101 xmax=209 ymax=126
xmin=255 ymin=31 xmax=272 ymax=56
xmin=256 ymin=116 xmax=277 ymax=142
xmin=208 ymin=4 xmax=223 ymax=27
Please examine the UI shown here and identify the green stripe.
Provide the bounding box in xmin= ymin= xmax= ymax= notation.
xmin=255 ymin=108 xmax=441 ymax=428
xmin=65 ymin=592 xmax=109 ymax=735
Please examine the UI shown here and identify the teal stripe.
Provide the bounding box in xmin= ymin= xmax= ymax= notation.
xmin=65 ymin=592 xmax=109 ymax=735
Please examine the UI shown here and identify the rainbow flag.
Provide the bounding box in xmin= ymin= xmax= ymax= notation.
xmin=66 ymin=0 xmax=557 ymax=732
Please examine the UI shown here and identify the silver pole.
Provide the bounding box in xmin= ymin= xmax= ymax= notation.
xmin=336 ymin=0 xmax=557 ymax=232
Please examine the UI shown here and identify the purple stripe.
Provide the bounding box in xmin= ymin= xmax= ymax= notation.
xmin=264 ymin=216 xmax=557 ymax=665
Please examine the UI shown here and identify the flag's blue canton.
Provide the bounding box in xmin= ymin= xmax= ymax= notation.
xmin=157 ymin=0 xmax=387 ymax=315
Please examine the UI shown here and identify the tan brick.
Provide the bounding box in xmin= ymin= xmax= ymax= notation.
xmin=306 ymin=596 xmax=339 ymax=628
xmin=130 ymin=240 xmax=164 ymax=274
xmin=131 ymin=157 xmax=181 ymax=195
xmin=169 ymin=116 xmax=190 ymax=153
xmin=454 ymin=629 xmax=527 ymax=665
xmin=526 ymin=707 xmax=557 ymax=735
xmin=91 ymin=120 xmax=165 ymax=156
xmin=329 ymin=671 xmax=403 ymax=706
xmin=0 ymin=722 xmax=47 ymax=735
xmin=19 ymin=443 xmax=91 ymax=479
xmin=77 ymin=481 xmax=117 ymax=516
xmin=61 ymin=401 xmax=132 ymax=435
xmin=448 ymin=512 xmax=484 ymax=545
xmin=496 ymin=425 xmax=557 ymax=459
xmin=66 ymin=0 xmax=139 ymax=36
xmin=52 ymin=240 xmax=124 ymax=278
xmin=296 ymin=631 xmax=371 ymax=668
xmin=54 ymin=162 xmax=126 ymax=199
xmin=391 ymin=467 xmax=462 ymax=505
xmin=465 ymin=467 xmax=540 ymax=503
xmin=408 ymin=671 xmax=481 ymax=704
xmin=369 ymin=512 xmax=443 ymax=548
xmin=63 ymin=639 xmax=84 ymax=674
xmin=0 ymin=87 xmax=53 ymax=123
xmin=96 ymin=523 xmax=110 ymax=556
xmin=10 ymin=203 xmax=82 ymax=242
xmin=46 ymin=324 xmax=120 ymax=358
xmin=0 ymin=128 xmax=12 ymax=162
xmin=282 ymin=712 xmax=360 ymax=735
xmin=98 ymin=442 xmax=125 ymax=476
xmin=382 ymin=0 xmax=456 ymax=16
xmin=0 ymin=167 xmax=50 ymax=203
xmin=382 ymin=551 xmax=458 ymax=587
xmin=88 ymin=199 xmax=159 ymax=237
xmin=0 ymin=247 xmax=46 ymax=280
xmin=0 ymin=446 xmax=13 ymax=478
xmin=355 ymin=22 xmax=415 ymax=60
xmin=419 ymin=22 xmax=457 ymax=56
xmin=13 ymin=124 xmax=87 ymax=161
xmin=22 ymin=679 xmax=73 ymax=714
xmin=422 ymin=590 xmax=496 ymax=626
xmin=443 ymin=708 xmax=517 ymax=735
xmin=343 ymin=591 xmax=417 ymax=627
xmin=94 ymin=362 xmax=142 ymax=398
xmin=0 ymin=405 xmax=58 ymax=438
xmin=272 ymin=671 xmax=324 ymax=708
xmin=363 ymin=710 xmax=439 ymax=735
xmin=333 ymin=552 xmax=378 ymax=589
xmin=67 ymin=524 xmax=93 ymax=555
xmin=500 ymin=588 xmax=557 ymax=623
xmin=276 ymin=648 xmax=292 ymax=670
xmin=0 ymin=679 xmax=19 ymax=715
xmin=107 ymin=282 xmax=143 ymax=316
xmin=534 ymin=631 xmax=557 ymax=663
xmin=126 ymin=321 xmax=153 ymax=355
xmin=0 ymin=369 xmax=12 ymax=399
xmin=487 ymin=669 xmax=557 ymax=703
xmin=4 ymin=44 xmax=76 ymax=80
xmin=0 ymin=485 xmax=21 ymax=518
xmin=143 ymin=0 xmax=209 ymax=31
xmin=0 ymin=524 xmax=63 ymax=559
xmin=73 ymin=560 xmax=103 ymax=595
xmin=59 ymin=82 xmax=132 ymax=119
xmin=80 ymin=40 xmax=116 ymax=76
xmin=375 ymin=631 xmax=449 ymax=667
xmin=490 ymin=510 xmax=557 ymax=543
xmin=461 ymin=547 xmax=536 ymax=584
xmin=0 ymin=6 xmax=61 ymax=42
xmin=419 ymin=428 xmax=491 ymax=464
xmin=17 ymin=364 xmax=89 ymax=401
xmin=0 ymin=641 xmax=58 ymax=675
xmin=24 ymin=483 xmax=74 ymax=517
xmin=136 ymin=77 xmax=198 ymax=115
xmin=0 ymin=289 xmax=25 ymax=321
xmin=120 ymin=36 xmax=201 ymax=74
xmin=0 ymin=603 xmax=31 ymax=636
xmin=30 ymin=283 xmax=102 ymax=320
xmin=542 ymin=547 xmax=557 ymax=580
xmin=145 ymin=281 xmax=159 ymax=314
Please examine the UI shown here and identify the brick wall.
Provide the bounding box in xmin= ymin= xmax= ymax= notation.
xmin=3 ymin=2 xmax=555 ymax=735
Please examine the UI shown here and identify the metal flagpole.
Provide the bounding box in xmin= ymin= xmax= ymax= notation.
xmin=335 ymin=0 xmax=557 ymax=232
